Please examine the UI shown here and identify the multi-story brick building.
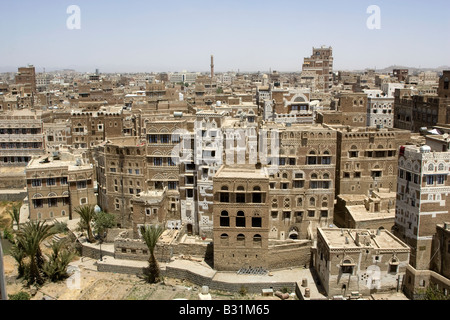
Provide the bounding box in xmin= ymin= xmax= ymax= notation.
xmin=146 ymin=116 xmax=192 ymax=230
xmin=130 ymin=188 xmax=173 ymax=239
xmin=301 ymin=46 xmax=333 ymax=93
xmin=430 ymin=222 xmax=450 ymax=280
xmin=0 ymin=109 xmax=45 ymax=166
xmin=94 ymin=136 xmax=147 ymax=228
xmin=213 ymin=165 xmax=270 ymax=271
xmin=393 ymin=69 xmax=409 ymax=82
xmin=334 ymin=126 xmax=412 ymax=196
xmin=394 ymin=135 xmax=450 ymax=270
xmin=314 ymin=227 xmax=410 ymax=298
xmin=394 ymin=71 xmax=450 ymax=132
xmin=316 ymin=93 xmax=368 ymax=127
xmin=262 ymin=123 xmax=337 ymax=240
xmin=25 ymin=152 xmax=96 ymax=221
xmin=70 ymin=107 xmax=124 ymax=150
xmin=334 ymin=188 xmax=396 ymax=230
xmin=365 ymin=89 xmax=394 ymax=128
xmin=264 ymin=87 xmax=314 ymax=124
xmin=15 ymin=65 xmax=36 ymax=94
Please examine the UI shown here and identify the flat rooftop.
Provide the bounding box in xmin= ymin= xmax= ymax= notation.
xmin=215 ymin=165 xmax=268 ymax=179
xmin=347 ymin=205 xmax=395 ymax=222
xmin=319 ymin=228 xmax=409 ymax=251
xmin=105 ymin=136 xmax=145 ymax=147
xmin=27 ymin=154 xmax=92 ymax=171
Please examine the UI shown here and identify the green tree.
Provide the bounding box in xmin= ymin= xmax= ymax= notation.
xmin=423 ymin=285 xmax=450 ymax=300
xmin=140 ymin=224 xmax=164 ymax=283
xmin=92 ymin=211 xmax=116 ymax=241
xmin=42 ymin=239 xmax=75 ymax=282
xmin=75 ymin=205 xmax=96 ymax=243
xmin=14 ymin=221 xmax=57 ymax=285
xmin=9 ymin=244 xmax=26 ymax=278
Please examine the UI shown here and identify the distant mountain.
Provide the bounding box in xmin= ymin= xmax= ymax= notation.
xmin=356 ymin=65 xmax=450 ymax=74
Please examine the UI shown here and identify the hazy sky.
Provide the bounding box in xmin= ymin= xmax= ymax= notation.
xmin=1 ymin=0 xmax=449 ymax=73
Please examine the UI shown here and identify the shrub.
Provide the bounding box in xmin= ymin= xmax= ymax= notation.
xmin=8 ymin=291 xmax=31 ymax=300
xmin=239 ymin=285 xmax=248 ymax=296
xmin=3 ymin=228 xmax=14 ymax=242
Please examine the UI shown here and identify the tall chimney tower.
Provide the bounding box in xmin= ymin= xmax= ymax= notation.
xmin=210 ymin=55 xmax=214 ymax=79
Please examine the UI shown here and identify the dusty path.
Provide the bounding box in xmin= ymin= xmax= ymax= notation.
xmin=4 ymin=256 xmax=280 ymax=300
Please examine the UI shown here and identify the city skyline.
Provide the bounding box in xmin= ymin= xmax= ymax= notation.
xmin=1 ymin=0 xmax=449 ymax=73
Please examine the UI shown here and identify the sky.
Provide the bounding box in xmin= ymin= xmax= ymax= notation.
xmin=0 ymin=0 xmax=449 ymax=73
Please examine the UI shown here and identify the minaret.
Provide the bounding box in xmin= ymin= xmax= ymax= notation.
xmin=210 ymin=55 xmax=214 ymax=79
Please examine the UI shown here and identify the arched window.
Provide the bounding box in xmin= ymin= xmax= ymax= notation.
xmin=237 ymin=234 xmax=245 ymax=246
xmin=236 ymin=211 xmax=246 ymax=227
xmin=236 ymin=186 xmax=246 ymax=203
xmin=428 ymin=163 xmax=434 ymax=171
xmin=252 ymin=186 xmax=262 ymax=203
xmin=341 ymin=259 xmax=354 ymax=274
xmin=220 ymin=211 xmax=230 ymax=227
xmin=220 ymin=186 xmax=229 ymax=203
xmin=253 ymin=234 xmax=262 ymax=247
xmin=307 ymin=151 xmax=317 ymax=165
xmin=220 ymin=233 xmax=229 ymax=246
xmin=309 ymin=197 xmax=316 ymax=207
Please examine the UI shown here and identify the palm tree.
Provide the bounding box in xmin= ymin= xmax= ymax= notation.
xmin=9 ymin=244 xmax=26 ymax=278
xmin=15 ymin=221 xmax=57 ymax=285
xmin=74 ymin=205 xmax=95 ymax=243
xmin=7 ymin=205 xmax=21 ymax=231
xmin=42 ymin=239 xmax=75 ymax=282
xmin=140 ymin=224 xmax=164 ymax=283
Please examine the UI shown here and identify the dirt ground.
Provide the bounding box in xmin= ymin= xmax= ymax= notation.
xmin=0 ymin=204 xmax=13 ymax=229
xmin=3 ymin=255 xmax=283 ymax=300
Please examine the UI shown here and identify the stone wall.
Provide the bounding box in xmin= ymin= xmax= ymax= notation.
xmin=403 ymin=264 xmax=450 ymax=299
xmin=0 ymin=173 xmax=26 ymax=190
xmin=97 ymin=262 xmax=147 ymax=276
xmin=353 ymin=217 xmax=395 ymax=231
xmin=81 ymin=243 xmax=115 ymax=260
xmin=267 ymin=241 xmax=312 ymax=270
xmin=112 ymin=231 xmax=311 ymax=271
xmin=0 ymin=190 xmax=27 ymax=202
xmin=96 ymin=262 xmax=297 ymax=294
xmin=113 ymin=231 xmax=213 ymax=263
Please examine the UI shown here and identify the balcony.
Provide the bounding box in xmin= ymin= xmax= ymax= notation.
xmin=0 ymin=149 xmax=45 ymax=156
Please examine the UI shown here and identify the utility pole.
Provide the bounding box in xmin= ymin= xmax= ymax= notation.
xmin=0 ymin=238 xmax=8 ymax=300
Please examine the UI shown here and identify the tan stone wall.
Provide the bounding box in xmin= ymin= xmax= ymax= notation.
xmin=267 ymin=241 xmax=312 ymax=270
xmin=403 ymin=264 xmax=450 ymax=299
